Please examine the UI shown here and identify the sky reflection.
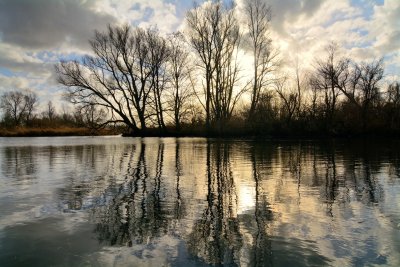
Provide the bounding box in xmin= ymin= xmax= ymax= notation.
xmin=0 ymin=137 xmax=399 ymax=266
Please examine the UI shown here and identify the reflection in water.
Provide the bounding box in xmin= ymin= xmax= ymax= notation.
xmin=1 ymin=137 xmax=400 ymax=266
xmin=2 ymin=146 xmax=37 ymax=181
xmin=249 ymin=144 xmax=273 ymax=267
xmin=187 ymin=141 xmax=242 ymax=265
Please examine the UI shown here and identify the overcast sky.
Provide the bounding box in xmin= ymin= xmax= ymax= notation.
xmin=0 ymin=0 xmax=399 ymax=108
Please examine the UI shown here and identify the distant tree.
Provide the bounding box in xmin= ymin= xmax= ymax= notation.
xmin=387 ymin=81 xmax=400 ymax=106
xmin=311 ymin=43 xmax=347 ymax=128
xmin=274 ymin=76 xmax=299 ymax=123
xmin=337 ymin=59 xmax=384 ymax=130
xmin=76 ymin=104 xmax=106 ymax=132
xmin=386 ymin=81 xmax=400 ymax=129
xmin=25 ymin=92 xmax=39 ymax=124
xmin=0 ymin=90 xmax=38 ymax=126
xmin=45 ymin=100 xmax=56 ymax=121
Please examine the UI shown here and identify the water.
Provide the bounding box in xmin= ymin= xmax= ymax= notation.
xmin=0 ymin=136 xmax=399 ymax=266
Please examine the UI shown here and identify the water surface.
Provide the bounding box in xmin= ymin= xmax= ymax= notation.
xmin=0 ymin=137 xmax=399 ymax=266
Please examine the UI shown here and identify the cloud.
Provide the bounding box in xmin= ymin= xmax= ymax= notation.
xmin=0 ymin=0 xmax=116 ymax=50
xmin=369 ymin=0 xmax=400 ymax=55
xmin=0 ymin=0 xmax=183 ymax=110
xmin=0 ymin=0 xmax=399 ymax=110
xmin=96 ymin=0 xmax=182 ymax=33
xmin=267 ymin=0 xmax=325 ymax=37
xmin=0 ymin=43 xmax=51 ymax=76
xmin=0 ymin=74 xmax=30 ymax=92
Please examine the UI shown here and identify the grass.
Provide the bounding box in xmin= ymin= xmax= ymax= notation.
xmin=0 ymin=126 xmax=119 ymax=137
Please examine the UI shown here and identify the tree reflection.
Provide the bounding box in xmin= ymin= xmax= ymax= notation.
xmin=173 ymin=139 xmax=185 ymax=221
xmin=91 ymin=140 xmax=189 ymax=247
xmin=283 ymin=141 xmax=386 ymax=213
xmin=249 ymin=143 xmax=273 ymax=267
xmin=1 ymin=146 xmax=37 ymax=180
xmin=187 ymin=141 xmax=242 ymax=266
xmin=44 ymin=139 xmax=400 ymax=265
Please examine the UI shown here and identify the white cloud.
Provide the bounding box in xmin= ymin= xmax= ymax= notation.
xmin=95 ymin=0 xmax=181 ymax=33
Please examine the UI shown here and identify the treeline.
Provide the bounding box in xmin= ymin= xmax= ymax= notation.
xmin=0 ymin=90 xmax=115 ymax=135
xmin=26 ymin=1 xmax=400 ymax=136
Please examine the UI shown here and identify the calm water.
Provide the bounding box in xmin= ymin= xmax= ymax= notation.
xmin=0 ymin=137 xmax=400 ymax=267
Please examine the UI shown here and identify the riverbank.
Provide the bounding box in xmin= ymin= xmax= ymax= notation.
xmin=0 ymin=127 xmax=119 ymax=137
xmin=1 ymin=125 xmax=400 ymax=139
xmin=121 ymin=126 xmax=400 ymax=139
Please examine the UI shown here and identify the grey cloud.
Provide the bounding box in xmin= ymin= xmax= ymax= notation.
xmin=0 ymin=0 xmax=116 ymax=50
xmin=267 ymin=0 xmax=324 ymax=36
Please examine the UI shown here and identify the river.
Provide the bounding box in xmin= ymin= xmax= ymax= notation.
xmin=0 ymin=136 xmax=399 ymax=266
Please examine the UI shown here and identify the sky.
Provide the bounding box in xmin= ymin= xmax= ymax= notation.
xmin=0 ymin=0 xmax=399 ymax=110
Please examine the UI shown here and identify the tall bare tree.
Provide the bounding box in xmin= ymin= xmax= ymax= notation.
xmin=244 ymin=0 xmax=279 ymax=119
xmin=147 ymin=28 xmax=170 ymax=131
xmin=167 ymin=32 xmax=194 ymax=131
xmin=186 ymin=2 xmax=218 ymax=131
xmin=186 ymin=1 xmax=244 ymax=132
xmin=210 ymin=1 xmax=243 ymax=126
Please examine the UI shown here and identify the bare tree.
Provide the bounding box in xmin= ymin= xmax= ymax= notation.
xmin=146 ymin=28 xmax=170 ymax=131
xmin=186 ymin=1 xmax=245 ymax=132
xmin=337 ymin=59 xmax=384 ymax=129
xmin=25 ymin=92 xmax=38 ymax=124
xmin=274 ymin=76 xmax=299 ymax=123
xmin=312 ymin=43 xmax=347 ymax=126
xmin=77 ymin=104 xmax=106 ymax=132
xmin=210 ymin=2 xmax=243 ymax=127
xmin=45 ymin=100 xmax=56 ymax=121
xmin=56 ymin=25 xmax=156 ymax=135
xmin=387 ymin=81 xmax=400 ymax=106
xmin=386 ymin=81 xmax=400 ymax=129
xmin=167 ymin=32 xmax=194 ymax=131
xmin=244 ymin=0 xmax=279 ymax=119
xmin=0 ymin=90 xmax=38 ymax=126
xmin=186 ymin=2 xmax=218 ymax=130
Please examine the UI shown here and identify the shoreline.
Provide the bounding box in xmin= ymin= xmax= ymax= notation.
xmin=1 ymin=127 xmax=400 ymax=140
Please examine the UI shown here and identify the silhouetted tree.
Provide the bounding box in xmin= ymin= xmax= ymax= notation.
xmin=244 ymin=0 xmax=279 ymax=119
xmin=386 ymin=81 xmax=400 ymax=129
xmin=186 ymin=1 xmax=245 ymax=133
xmin=274 ymin=76 xmax=299 ymax=123
xmin=311 ymin=43 xmax=347 ymax=129
xmin=56 ymin=25 xmax=158 ymax=135
xmin=337 ymin=59 xmax=384 ymax=130
xmin=167 ymin=32 xmax=194 ymax=131
xmin=147 ymin=28 xmax=170 ymax=131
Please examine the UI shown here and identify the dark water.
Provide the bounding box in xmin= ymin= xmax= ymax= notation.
xmin=0 ymin=137 xmax=399 ymax=267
